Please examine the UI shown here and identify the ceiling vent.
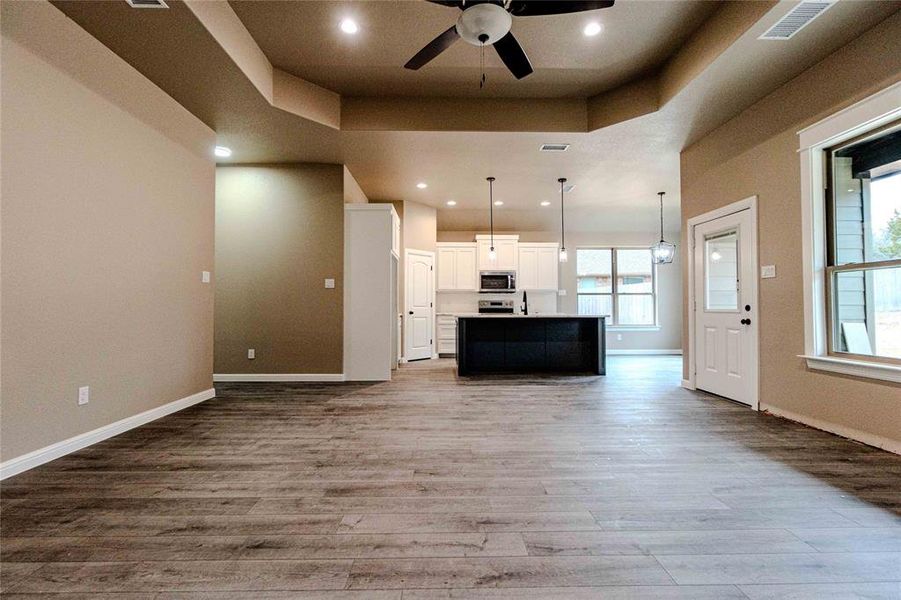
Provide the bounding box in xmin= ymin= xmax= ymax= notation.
xmin=540 ymin=143 xmax=570 ymax=152
xmin=125 ymin=0 xmax=169 ymax=8
xmin=758 ymin=1 xmax=836 ymax=40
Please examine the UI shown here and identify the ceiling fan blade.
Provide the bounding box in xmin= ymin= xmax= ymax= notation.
xmin=493 ymin=31 xmax=533 ymax=80
xmin=404 ymin=26 xmax=461 ymax=70
xmin=508 ymin=0 xmax=614 ymax=17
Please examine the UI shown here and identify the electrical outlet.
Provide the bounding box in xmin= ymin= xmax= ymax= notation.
xmin=78 ymin=386 xmax=90 ymax=406
xmin=201 ymin=271 xmax=211 ymax=283
xmin=557 ymin=289 xmax=566 ymax=296
xmin=247 ymin=349 xmax=255 ymax=360
xmin=324 ymin=278 xmax=335 ymax=289
xmin=617 ymin=334 xmax=623 ymax=341
xmin=761 ymin=265 xmax=776 ymax=279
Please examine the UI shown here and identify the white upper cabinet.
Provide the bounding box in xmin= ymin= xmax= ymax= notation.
xmin=518 ymin=243 xmax=559 ymax=290
xmin=476 ymin=235 xmax=518 ymax=271
xmin=436 ymin=243 xmax=477 ymax=291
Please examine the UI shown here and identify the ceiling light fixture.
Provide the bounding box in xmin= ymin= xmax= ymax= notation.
xmin=558 ymin=177 xmax=568 ymax=263
xmin=540 ymin=201 xmax=551 ymax=207
xmin=214 ymin=146 xmax=232 ymax=158
xmin=446 ymin=200 xmax=457 ymax=206
xmin=416 ymin=182 xmax=428 ymax=189
xmin=583 ymin=22 xmax=602 ymax=37
xmin=651 ymin=192 xmax=676 ymax=264
xmin=487 ymin=177 xmax=497 ymax=262
xmin=340 ymin=18 xmax=359 ymax=35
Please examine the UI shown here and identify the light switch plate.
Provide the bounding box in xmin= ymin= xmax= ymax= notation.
xmin=201 ymin=271 xmax=211 ymax=283
xmin=247 ymin=349 xmax=255 ymax=360
xmin=557 ymin=289 xmax=566 ymax=296
xmin=324 ymin=278 xmax=335 ymax=289
xmin=78 ymin=386 xmax=90 ymax=406
xmin=761 ymin=265 xmax=776 ymax=279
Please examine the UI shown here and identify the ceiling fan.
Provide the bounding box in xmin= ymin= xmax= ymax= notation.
xmin=404 ymin=0 xmax=615 ymax=80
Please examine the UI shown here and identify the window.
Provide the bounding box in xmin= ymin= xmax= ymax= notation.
xmin=577 ymin=248 xmax=656 ymax=326
xmin=825 ymin=121 xmax=901 ymax=363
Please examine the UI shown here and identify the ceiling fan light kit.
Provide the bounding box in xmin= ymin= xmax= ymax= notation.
xmin=405 ymin=0 xmax=615 ymax=84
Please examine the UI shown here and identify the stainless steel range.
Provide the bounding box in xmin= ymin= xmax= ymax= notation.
xmin=478 ymin=299 xmax=514 ymax=314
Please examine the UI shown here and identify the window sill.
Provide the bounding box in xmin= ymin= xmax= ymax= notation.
xmin=608 ymin=326 xmax=661 ymax=332
xmin=800 ymin=355 xmax=901 ymax=384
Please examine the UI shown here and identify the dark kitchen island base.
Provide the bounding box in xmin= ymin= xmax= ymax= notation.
xmin=456 ymin=316 xmax=606 ymax=376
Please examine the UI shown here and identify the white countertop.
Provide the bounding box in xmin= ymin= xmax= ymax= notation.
xmin=437 ymin=313 xmax=605 ymax=319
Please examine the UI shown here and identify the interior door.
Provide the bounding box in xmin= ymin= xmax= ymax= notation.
xmin=694 ymin=209 xmax=756 ymax=405
xmin=405 ymin=251 xmax=434 ymax=361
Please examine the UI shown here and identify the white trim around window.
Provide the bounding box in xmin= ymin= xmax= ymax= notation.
xmin=797 ymin=81 xmax=901 ymax=384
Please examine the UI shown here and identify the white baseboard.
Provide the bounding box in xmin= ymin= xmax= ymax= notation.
xmin=213 ymin=373 xmax=345 ymax=382
xmin=681 ymin=379 xmax=696 ymax=390
xmin=608 ymin=349 xmax=683 ymax=355
xmin=0 ymin=387 xmax=216 ymax=480
xmin=761 ymin=403 xmax=901 ymax=455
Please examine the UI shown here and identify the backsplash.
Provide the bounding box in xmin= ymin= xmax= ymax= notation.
xmin=437 ymin=290 xmax=558 ymax=315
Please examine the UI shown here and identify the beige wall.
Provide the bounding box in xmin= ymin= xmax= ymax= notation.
xmin=1 ymin=1 xmax=216 ymax=461
xmin=437 ymin=230 xmax=682 ymax=351
xmin=343 ymin=166 xmax=369 ymax=204
xmin=401 ymin=200 xmax=437 ymax=254
xmin=215 ymin=164 xmax=344 ymax=374
xmin=680 ymin=13 xmax=901 ymax=444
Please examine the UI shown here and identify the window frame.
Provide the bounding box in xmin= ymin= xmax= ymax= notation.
xmin=823 ymin=119 xmax=901 ymax=367
xmin=575 ymin=246 xmax=658 ymax=327
xmin=798 ymin=81 xmax=901 ymax=384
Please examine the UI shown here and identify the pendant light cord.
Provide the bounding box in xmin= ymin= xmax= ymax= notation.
xmin=658 ymin=192 xmax=665 ymax=243
xmin=487 ymin=177 xmax=495 ymax=250
xmin=559 ymin=178 xmax=567 ymax=251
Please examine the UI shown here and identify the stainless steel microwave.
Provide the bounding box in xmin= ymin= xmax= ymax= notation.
xmin=479 ymin=271 xmax=516 ymax=293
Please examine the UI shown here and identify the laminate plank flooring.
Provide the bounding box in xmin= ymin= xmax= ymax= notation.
xmin=2 ymin=356 xmax=899 ymax=598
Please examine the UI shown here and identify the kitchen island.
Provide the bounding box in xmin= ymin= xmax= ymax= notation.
xmin=456 ymin=315 xmax=606 ymax=376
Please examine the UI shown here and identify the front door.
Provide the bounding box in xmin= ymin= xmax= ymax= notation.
xmin=405 ymin=250 xmax=434 ymax=361
xmin=693 ymin=209 xmax=757 ymax=406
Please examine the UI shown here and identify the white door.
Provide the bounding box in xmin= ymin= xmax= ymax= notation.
xmin=694 ymin=209 xmax=757 ymax=406
xmin=405 ymin=250 xmax=434 ymax=361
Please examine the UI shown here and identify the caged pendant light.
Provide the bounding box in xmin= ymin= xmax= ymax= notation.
xmin=650 ymin=191 xmax=676 ymax=264
xmin=558 ymin=178 xmax=568 ymax=263
xmin=487 ymin=177 xmax=497 ymax=262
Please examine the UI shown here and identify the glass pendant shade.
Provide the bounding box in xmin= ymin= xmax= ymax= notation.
xmin=488 ymin=247 xmax=497 ymax=261
xmin=650 ymin=191 xmax=675 ymax=265
xmin=559 ymin=248 xmax=568 ymax=263
xmin=651 ymin=240 xmax=676 ymax=264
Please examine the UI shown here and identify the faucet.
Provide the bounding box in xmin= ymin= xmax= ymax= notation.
xmin=521 ymin=290 xmax=529 ymax=315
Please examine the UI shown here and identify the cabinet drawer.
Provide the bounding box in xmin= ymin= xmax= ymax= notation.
xmin=438 ymin=324 xmax=457 ymax=339
xmin=437 ymin=340 xmax=457 ymax=355
xmin=437 ymin=316 xmax=457 ymax=327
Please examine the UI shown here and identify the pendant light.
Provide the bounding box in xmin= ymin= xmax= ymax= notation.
xmin=651 ymin=191 xmax=676 ymax=264
xmin=558 ymin=177 xmax=568 ymax=263
xmin=487 ymin=177 xmax=497 ymax=262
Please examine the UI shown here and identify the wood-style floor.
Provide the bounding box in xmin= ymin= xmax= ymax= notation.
xmin=1 ymin=356 xmax=899 ymax=599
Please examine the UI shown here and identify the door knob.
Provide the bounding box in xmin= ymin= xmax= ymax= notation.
xmin=408 ymin=311 xmax=414 ymax=315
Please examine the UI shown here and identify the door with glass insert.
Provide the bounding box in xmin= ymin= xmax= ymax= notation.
xmin=694 ymin=209 xmax=756 ymax=405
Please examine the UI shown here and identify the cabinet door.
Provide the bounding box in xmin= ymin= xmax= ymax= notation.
xmin=437 ymin=248 xmax=457 ymax=290
xmin=455 ymin=247 xmax=477 ymax=290
xmin=497 ymin=240 xmax=518 ymax=271
xmin=537 ymin=247 xmax=559 ymax=290
xmin=518 ymin=247 xmax=538 ymax=290
xmin=477 ymin=240 xmax=494 ymax=271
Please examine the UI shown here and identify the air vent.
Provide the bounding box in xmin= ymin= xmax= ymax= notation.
xmin=759 ymin=1 xmax=835 ymax=40
xmin=126 ymin=0 xmax=169 ymax=8
xmin=540 ymin=143 xmax=570 ymax=152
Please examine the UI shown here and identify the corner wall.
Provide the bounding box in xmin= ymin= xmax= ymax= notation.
xmin=1 ymin=1 xmax=215 ymax=462
xmin=680 ymin=12 xmax=901 ymax=447
xmin=214 ymin=164 xmax=345 ymax=375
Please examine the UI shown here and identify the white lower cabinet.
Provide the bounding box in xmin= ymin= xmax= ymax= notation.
xmin=437 ymin=315 xmax=457 ymax=356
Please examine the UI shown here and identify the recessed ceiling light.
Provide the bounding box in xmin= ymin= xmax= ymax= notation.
xmin=416 ymin=182 xmax=428 ymax=189
xmin=446 ymin=200 xmax=457 ymax=206
xmin=340 ymin=18 xmax=359 ymax=35
xmin=583 ymin=22 xmax=602 ymax=37
xmin=214 ymin=146 xmax=232 ymax=158
xmin=540 ymin=201 xmax=551 ymax=206
xmin=494 ymin=200 xmax=504 ymax=206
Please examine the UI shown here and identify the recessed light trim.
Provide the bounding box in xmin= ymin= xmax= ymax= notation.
xmin=340 ymin=18 xmax=359 ymax=35
xmin=446 ymin=200 xmax=457 ymax=206
xmin=214 ymin=146 xmax=232 ymax=158
xmin=416 ymin=182 xmax=428 ymax=189
xmin=540 ymin=201 xmax=551 ymax=206
xmin=583 ymin=22 xmax=602 ymax=37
